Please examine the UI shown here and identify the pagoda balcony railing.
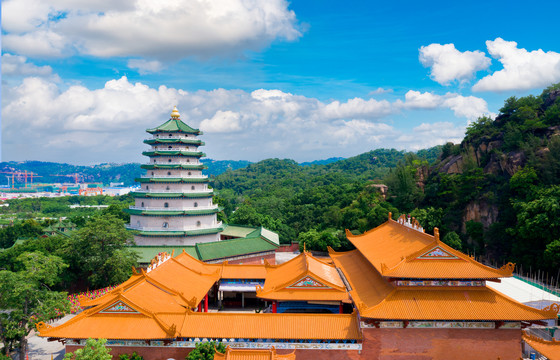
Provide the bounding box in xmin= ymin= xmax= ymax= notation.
xmin=133 ymin=189 xmax=213 ymax=194
xmin=140 ymin=174 xmax=208 ymax=179
xmin=145 ymin=162 xmax=202 ymax=166
xmin=152 ymin=147 xmax=197 ymax=151
xmin=129 ymin=205 xmax=218 ymax=211
xmin=126 ymin=221 xmax=222 ymax=232
xmin=153 ymin=136 xmax=196 ymax=140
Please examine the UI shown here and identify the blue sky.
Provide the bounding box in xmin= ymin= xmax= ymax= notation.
xmin=2 ymin=0 xmax=560 ymax=164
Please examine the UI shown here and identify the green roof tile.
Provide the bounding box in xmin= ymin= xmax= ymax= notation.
xmin=130 ymin=191 xmax=213 ymax=199
xmin=135 ymin=177 xmax=209 ymax=183
xmin=124 ymin=208 xmax=219 ymax=216
xmin=195 ymin=237 xmax=278 ymax=261
xmin=131 ymin=245 xmax=199 ymax=263
xmin=144 ymin=138 xmax=204 ymax=145
xmin=146 ymin=119 xmax=201 ymax=134
xmin=142 ymin=150 xmax=205 ymax=157
xmin=140 ymin=164 xmax=207 ymax=170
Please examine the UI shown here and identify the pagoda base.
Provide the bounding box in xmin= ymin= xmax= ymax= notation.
xmin=134 ymin=233 xmax=220 ymax=246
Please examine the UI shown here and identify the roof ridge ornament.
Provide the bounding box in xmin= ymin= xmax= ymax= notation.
xmin=396 ymin=214 xmax=424 ymax=233
xmin=170 ymin=106 xmax=180 ymax=119
xmin=498 ymin=262 xmax=515 ymax=276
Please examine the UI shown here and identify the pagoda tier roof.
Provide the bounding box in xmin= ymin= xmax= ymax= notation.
xmin=135 ymin=177 xmax=209 ymax=183
xmin=135 ymin=227 xmax=223 ymax=237
xmin=522 ymin=331 xmax=560 ymax=360
xmin=142 ymin=150 xmax=205 ymax=157
xmin=179 ymin=311 xmax=361 ymax=340
xmin=196 ymin=236 xmax=278 ymax=262
xmin=144 ymin=138 xmax=204 ymax=145
xmin=346 ymin=216 xmax=514 ymax=279
xmin=125 ymin=208 xmax=219 ymax=216
xmin=256 ymin=251 xmax=349 ymax=302
xmin=130 ymin=191 xmax=213 ymax=199
xmin=214 ymin=346 xmax=295 ymax=360
xmin=146 ymin=118 xmax=201 ymax=135
xmin=330 ymin=249 xmax=558 ymax=321
xmin=141 ymin=164 xmax=207 ymax=170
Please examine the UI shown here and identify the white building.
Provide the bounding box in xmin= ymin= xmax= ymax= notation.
xmin=126 ymin=107 xmax=222 ymax=245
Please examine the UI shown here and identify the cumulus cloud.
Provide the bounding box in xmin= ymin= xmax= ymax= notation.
xmin=1 ymin=53 xmax=53 ymax=76
xmin=419 ymin=43 xmax=491 ymax=85
xmin=473 ymin=38 xmax=560 ymax=92
xmin=399 ymin=122 xmax=466 ymax=150
xmin=127 ymin=59 xmax=164 ymax=74
xmin=200 ymin=110 xmax=242 ymax=133
xmin=2 ymin=76 xmax=480 ymax=163
xmin=2 ymin=0 xmax=301 ymax=60
xmin=401 ymin=90 xmax=493 ymax=122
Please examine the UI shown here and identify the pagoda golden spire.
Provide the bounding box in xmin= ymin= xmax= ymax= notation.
xmin=170 ymin=106 xmax=180 ymax=119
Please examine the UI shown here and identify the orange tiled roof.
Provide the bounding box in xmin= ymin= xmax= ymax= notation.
xmin=174 ymin=250 xmax=268 ymax=279
xmin=38 ymin=294 xmax=184 ymax=339
xmin=180 ymin=311 xmax=361 ymax=340
xmin=346 ymin=218 xmax=514 ymax=279
xmin=256 ymin=251 xmax=349 ymax=302
xmin=331 ymin=248 xmax=558 ymax=321
xmin=523 ymin=331 xmax=560 ymax=360
xmin=214 ymin=346 xmax=296 ymax=360
xmin=329 ymin=249 xmax=394 ymax=310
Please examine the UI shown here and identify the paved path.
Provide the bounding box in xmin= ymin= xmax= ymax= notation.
xmin=28 ymin=314 xmax=75 ymax=360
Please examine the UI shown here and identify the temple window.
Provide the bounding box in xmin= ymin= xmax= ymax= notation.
xmin=168 ymin=159 xmax=172 ymax=162
xmin=167 ymin=171 xmax=171 ymax=175
xmin=169 ymin=134 xmax=172 ymax=137
xmin=166 ymin=186 xmax=170 ymax=190
xmin=194 ymin=202 xmax=198 ymax=208
xmin=141 ymin=202 xmax=144 ymax=207
xmin=191 ymin=185 xmax=195 ymax=190
xmin=168 ymin=146 xmax=172 ymax=149
xmin=146 ymin=185 xmax=149 ymax=190
xmin=164 ymin=202 xmax=169 ymax=208
xmin=188 ymin=172 xmax=191 ymax=175
xmin=162 ymin=222 xmax=169 ymax=228
xmin=196 ymin=221 xmax=201 ymax=227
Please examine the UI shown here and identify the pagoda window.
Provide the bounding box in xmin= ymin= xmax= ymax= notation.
xmin=162 ymin=222 xmax=169 ymax=228
xmin=169 ymin=134 xmax=172 ymax=137
xmin=164 ymin=202 xmax=169 ymax=208
xmin=167 ymin=171 xmax=171 ymax=175
xmin=168 ymin=159 xmax=172 ymax=162
xmin=191 ymin=185 xmax=195 ymax=190
xmin=153 ymin=159 xmax=156 ymax=163
xmin=168 ymin=146 xmax=172 ymax=149
xmin=151 ymin=172 xmax=154 ymax=176
xmin=196 ymin=221 xmax=201 ymax=227
xmin=137 ymin=221 xmax=141 ymax=227
xmin=188 ymin=172 xmax=192 ymax=175
xmin=141 ymin=202 xmax=144 ymax=207
xmin=187 ymin=159 xmax=190 ymax=163
xmin=194 ymin=202 xmax=198 ymax=208
xmin=146 ymin=185 xmax=149 ymax=190
xmin=166 ymin=186 xmax=170 ymax=190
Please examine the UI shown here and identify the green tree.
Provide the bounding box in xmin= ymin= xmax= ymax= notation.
xmin=0 ymin=252 xmax=70 ymax=359
xmin=442 ymin=231 xmax=462 ymax=250
xmin=63 ymin=338 xmax=112 ymax=360
xmin=63 ymin=215 xmax=138 ymax=288
xmin=186 ymin=341 xmax=226 ymax=360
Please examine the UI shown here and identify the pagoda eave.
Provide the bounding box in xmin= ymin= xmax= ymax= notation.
xmin=140 ymin=164 xmax=207 ymax=170
xmin=142 ymin=151 xmax=205 ymax=157
xmin=144 ymin=139 xmax=204 ymax=146
xmin=130 ymin=192 xmax=213 ymax=199
xmin=134 ymin=178 xmax=210 ymax=184
xmin=125 ymin=208 xmax=219 ymax=216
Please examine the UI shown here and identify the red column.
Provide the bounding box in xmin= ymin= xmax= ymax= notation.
xmin=272 ymin=301 xmax=277 ymax=313
xmin=198 ymin=302 xmax=202 ymax=312
xmin=204 ymin=294 xmax=208 ymax=313
xmin=339 ymin=303 xmax=343 ymax=314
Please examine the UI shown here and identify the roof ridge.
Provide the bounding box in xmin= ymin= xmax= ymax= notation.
xmin=486 ymin=286 xmax=559 ymax=318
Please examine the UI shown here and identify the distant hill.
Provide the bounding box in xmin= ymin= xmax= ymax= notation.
xmin=299 ymin=157 xmax=345 ymax=166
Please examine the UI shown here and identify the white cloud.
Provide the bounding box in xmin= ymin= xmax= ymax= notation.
xmin=419 ymin=43 xmax=491 ymax=85
xmin=2 ymin=0 xmax=301 ymax=60
xmin=127 ymin=59 xmax=164 ymax=74
xmin=2 ymin=76 xmax=483 ymax=163
xmin=369 ymin=87 xmax=393 ymax=95
xmin=1 ymin=53 xmax=53 ymax=76
xmin=473 ymin=38 xmax=560 ymax=92
xmin=402 ymin=122 xmax=466 ymax=150
xmin=401 ymin=90 xmax=492 ymax=122
xmin=200 ymin=110 xmax=242 ymax=133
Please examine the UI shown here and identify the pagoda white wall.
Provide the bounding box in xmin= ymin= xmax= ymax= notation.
xmin=149 ymin=156 xmax=201 ymax=164
xmin=130 ymin=214 xmax=218 ymax=230
xmin=135 ymin=198 xmax=213 ymax=209
xmin=140 ymin=183 xmax=209 ymax=192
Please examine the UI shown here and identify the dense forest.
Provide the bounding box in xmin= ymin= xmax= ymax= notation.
xmin=213 ymin=83 xmax=560 ymax=277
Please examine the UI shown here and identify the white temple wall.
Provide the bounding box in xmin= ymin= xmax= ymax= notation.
xmin=140 ymin=183 xmax=209 ymax=192
xmin=130 ymin=214 xmax=218 ymax=230
xmin=135 ymin=198 xmax=213 ymax=209
xmin=134 ymin=233 xmax=219 ymax=246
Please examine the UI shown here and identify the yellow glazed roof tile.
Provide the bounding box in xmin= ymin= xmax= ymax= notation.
xmin=214 ymin=346 xmax=296 ymax=360
xmin=523 ymin=331 xmax=560 ymax=360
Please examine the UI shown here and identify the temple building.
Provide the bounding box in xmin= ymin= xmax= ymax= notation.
xmin=126 ymin=107 xmax=222 ymax=246
xmin=39 ymin=214 xmax=559 ymax=360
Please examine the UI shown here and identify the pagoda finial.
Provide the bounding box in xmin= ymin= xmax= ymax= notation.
xmin=388 ymin=212 xmax=392 ymax=220
xmin=170 ymin=106 xmax=180 ymax=119
xmin=434 ymin=227 xmax=440 ymax=241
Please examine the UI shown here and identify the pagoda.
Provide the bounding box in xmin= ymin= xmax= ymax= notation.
xmin=126 ymin=107 xmax=222 ymax=246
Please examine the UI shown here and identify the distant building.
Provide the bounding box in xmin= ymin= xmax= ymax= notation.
xmin=125 ymin=107 xmax=223 ymax=246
